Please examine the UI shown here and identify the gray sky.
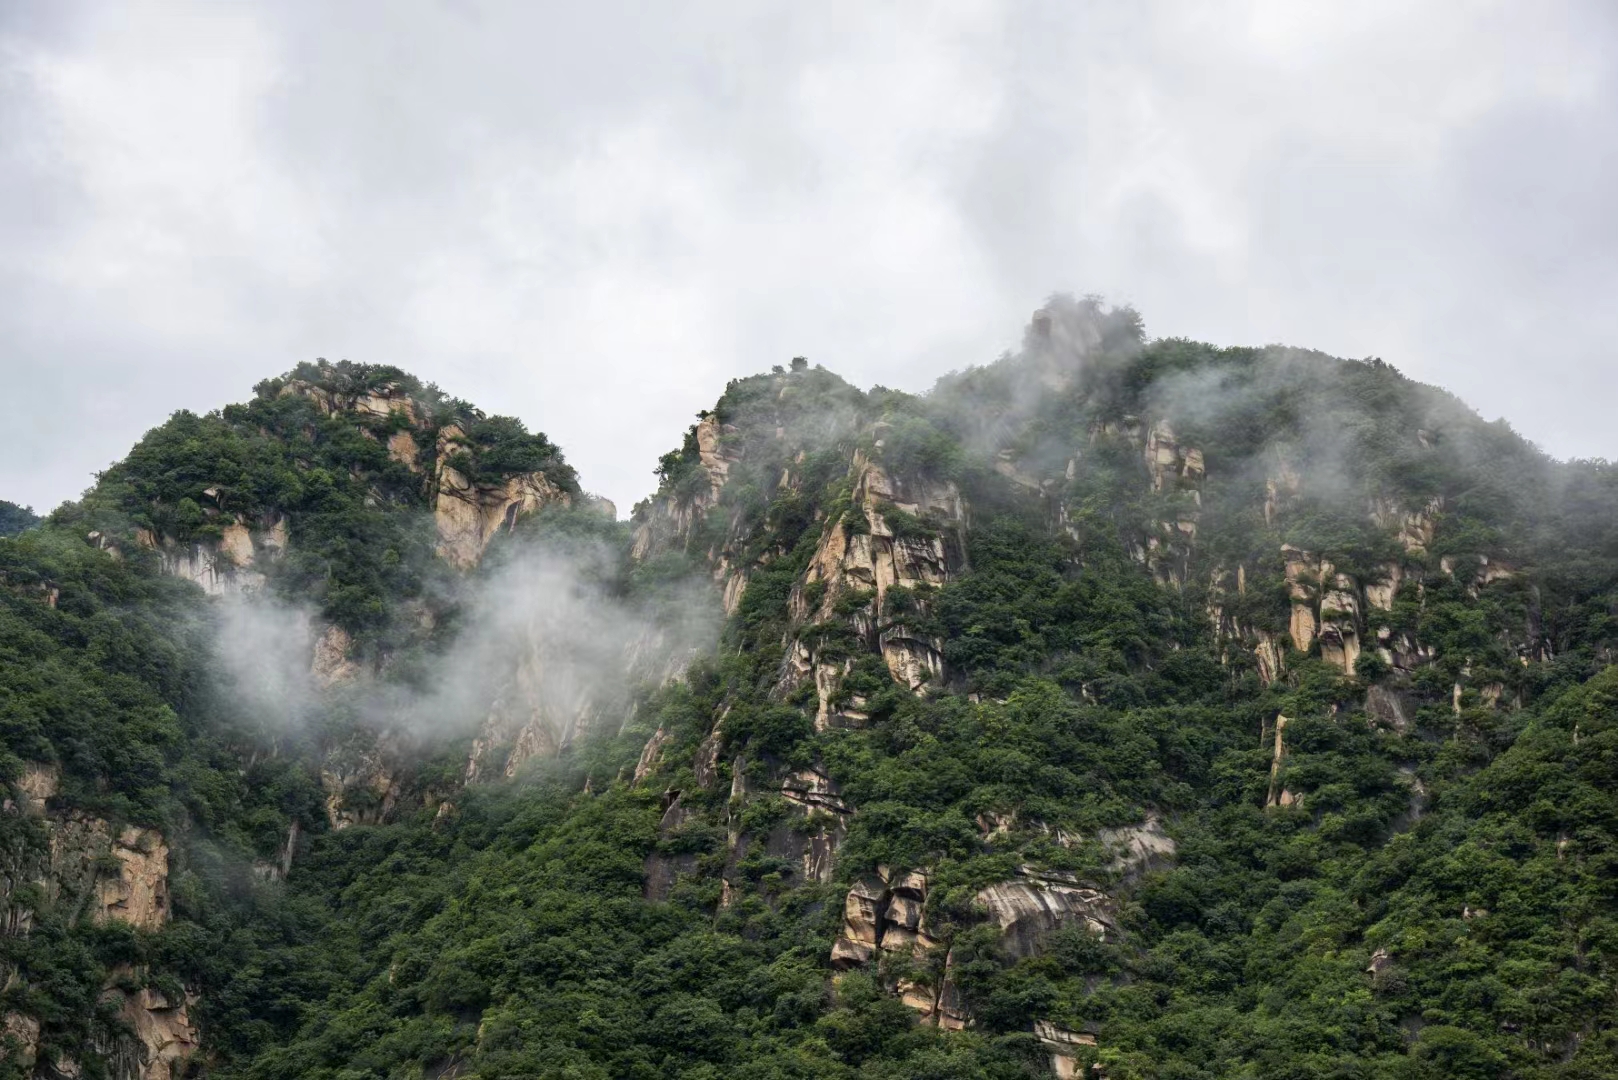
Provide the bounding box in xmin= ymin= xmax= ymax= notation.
xmin=3 ymin=1 xmax=1615 ymax=518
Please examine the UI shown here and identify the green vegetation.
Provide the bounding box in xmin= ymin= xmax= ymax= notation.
xmin=4 ymin=326 xmax=1618 ymax=1079
xmin=0 ymin=502 xmax=36 ymax=537
xmin=58 ymin=359 xmax=578 ymax=651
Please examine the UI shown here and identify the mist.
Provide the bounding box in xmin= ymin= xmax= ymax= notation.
xmin=212 ymin=527 xmax=720 ymax=756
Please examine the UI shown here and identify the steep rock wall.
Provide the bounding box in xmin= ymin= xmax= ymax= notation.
xmin=432 ymin=423 xmax=574 ymax=569
xmin=1 ymin=767 xmax=197 ymax=1079
xmin=829 ymin=819 xmax=1174 ymax=1034
xmin=783 ymin=453 xmax=967 ymax=724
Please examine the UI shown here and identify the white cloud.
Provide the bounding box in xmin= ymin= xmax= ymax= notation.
xmin=2 ymin=0 xmax=1615 ymax=515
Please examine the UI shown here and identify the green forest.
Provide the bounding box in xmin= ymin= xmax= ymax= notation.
xmin=3 ymin=306 xmax=1617 ymax=1080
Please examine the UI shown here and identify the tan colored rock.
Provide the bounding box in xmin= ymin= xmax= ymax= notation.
xmin=263 ymin=515 xmax=290 ymax=556
xmin=628 ymin=416 xmax=737 ymax=561
xmin=831 ymin=878 xmax=886 ymax=968
xmin=721 ymin=569 xmax=749 ymax=615
xmin=1364 ymin=562 xmax=1402 ymax=612
xmin=464 ymin=618 xmax=616 ymax=781
xmin=1369 ymin=495 xmax=1442 ymax=553
xmin=46 ymin=817 xmax=170 ymax=930
xmin=153 ymin=536 xmax=263 ymax=596
xmin=1264 ymin=458 xmax=1302 ymax=525
xmin=789 ymin=454 xmax=964 ymax=712
xmin=1319 ymin=573 xmax=1361 ymax=675
xmin=1282 ymin=547 xmax=1363 ymax=671
xmin=16 ymin=763 xmax=58 ymax=815
xmin=692 ymin=731 xmax=723 ymax=789
xmin=218 ymin=522 xmax=255 ymax=567
xmin=694 ymin=415 xmax=730 ymax=487
xmin=1254 ymin=633 xmax=1284 ymax=687
xmin=320 ymin=737 xmax=402 ymax=830
xmin=932 ymin=962 xmax=969 ymax=1030
xmin=115 ymin=982 xmax=199 ymax=1080
xmin=1265 ymin=714 xmax=1296 ymax=809
xmin=433 ymin=429 xmax=570 ymax=568
xmin=993 ymin=450 xmax=1043 ymax=492
xmin=101 ymin=828 xmax=170 ymax=930
xmin=1096 ymin=815 xmax=1176 ymax=881
xmin=881 ymin=631 xmax=944 ymax=691
xmin=1283 ymin=546 xmax=1320 ymax=654
xmin=280 ymin=378 xmax=419 ymax=426
xmin=139 ymin=513 xmax=290 ymax=597
xmin=973 ymin=875 xmax=1115 ymax=957
xmin=633 ymin=727 xmax=672 ymax=784
xmin=1036 ymin=1020 xmax=1098 ymax=1079
xmin=1 ymin=1012 xmax=39 ymax=1070
xmin=1143 ymin=421 xmax=1202 ymax=493
xmin=780 ymin=768 xmax=848 ymax=815
xmin=386 ymin=429 xmax=420 ymax=469
xmin=311 ymin=623 xmax=360 ymax=686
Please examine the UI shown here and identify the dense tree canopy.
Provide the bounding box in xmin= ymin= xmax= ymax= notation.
xmin=3 ymin=331 xmax=1617 ymax=1079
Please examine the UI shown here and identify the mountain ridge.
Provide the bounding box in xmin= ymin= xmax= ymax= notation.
xmin=2 ymin=298 xmax=1617 ymax=1079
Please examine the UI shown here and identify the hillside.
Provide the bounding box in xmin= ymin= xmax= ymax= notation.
xmin=3 ymin=300 xmax=1617 ymax=1080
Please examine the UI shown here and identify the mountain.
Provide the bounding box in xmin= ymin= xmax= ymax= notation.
xmin=0 ymin=504 xmax=36 ymax=539
xmin=3 ymin=299 xmax=1617 ymax=1080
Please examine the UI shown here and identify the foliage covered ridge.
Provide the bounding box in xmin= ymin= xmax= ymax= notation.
xmin=3 ymin=298 xmax=1618 ymax=1079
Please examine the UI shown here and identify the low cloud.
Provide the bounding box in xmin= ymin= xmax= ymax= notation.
xmin=212 ymin=530 xmax=719 ymax=751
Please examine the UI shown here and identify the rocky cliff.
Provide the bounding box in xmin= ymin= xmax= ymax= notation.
xmin=9 ymin=305 xmax=1618 ymax=1078
xmin=615 ymin=297 xmax=1614 ymax=1058
xmin=0 ymin=766 xmax=197 ymax=1079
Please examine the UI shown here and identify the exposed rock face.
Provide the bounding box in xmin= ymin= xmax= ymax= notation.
xmin=1266 ymin=714 xmax=1297 ymax=809
xmin=387 ymin=428 xmax=420 ymax=469
xmin=44 ymin=817 xmax=171 ymax=931
xmin=1036 ymin=1020 xmax=1098 ymax=1079
xmin=14 ymin=763 xmax=57 ymax=816
xmin=1369 ymin=495 xmax=1442 ymax=553
xmin=1077 ymin=418 xmax=1205 ymax=589
xmin=111 ymin=979 xmax=200 ymax=1080
xmin=633 ymin=727 xmax=672 ymax=784
xmin=1 ymin=1010 xmax=40 ymax=1067
xmin=466 ymin=637 xmax=601 ymax=783
xmin=1318 ymin=573 xmax=1362 ymax=675
xmin=1364 ymin=562 xmax=1402 ymax=612
xmin=630 ymin=415 xmax=738 ymax=562
xmin=1144 ymin=421 xmax=1205 ymax=495
xmin=643 ymin=798 xmax=699 ymax=902
xmin=320 ymin=736 xmax=403 ymax=830
xmin=280 ymin=378 xmax=420 ymax=425
xmin=830 ymin=829 xmax=1163 ymax=1033
xmin=786 ymin=453 xmax=967 ymax=720
xmin=775 ymin=768 xmax=850 ymax=883
xmin=1097 ymin=815 xmax=1177 ymax=882
xmin=830 ymin=869 xmax=964 ymax=1027
xmin=830 ymin=877 xmax=889 ymax=968
xmin=1283 ymin=546 xmax=1322 ymax=655
xmin=1264 ymin=458 xmax=1302 ymax=526
xmin=136 ymin=512 xmax=286 ymax=597
xmin=1280 ymin=548 xmax=1362 ymax=674
xmin=3 ymin=799 xmax=173 ymax=944
xmin=1367 ymin=685 xmax=1411 ymax=732
xmin=465 ymin=594 xmax=702 ymax=783
xmin=434 ymin=425 xmax=572 ymax=569
xmin=311 ymin=623 xmax=360 ymax=686
xmin=975 ymin=872 xmax=1117 ymax=958
xmin=1254 ymin=633 xmax=1284 ymax=687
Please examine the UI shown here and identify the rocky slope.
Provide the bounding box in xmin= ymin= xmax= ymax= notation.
xmin=4 ymin=305 xmax=1618 ymax=1078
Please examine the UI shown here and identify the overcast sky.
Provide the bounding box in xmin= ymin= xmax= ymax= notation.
xmin=3 ymin=1 xmax=1615 ymax=517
